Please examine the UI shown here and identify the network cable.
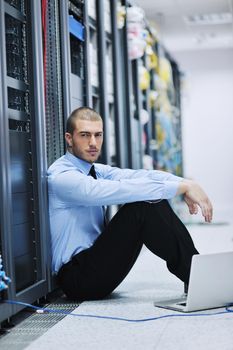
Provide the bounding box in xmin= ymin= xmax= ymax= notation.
xmin=2 ymin=299 xmax=233 ymax=323
xmin=0 ymin=254 xmax=11 ymax=292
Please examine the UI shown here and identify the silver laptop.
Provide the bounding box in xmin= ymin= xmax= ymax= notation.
xmin=154 ymin=251 xmax=233 ymax=312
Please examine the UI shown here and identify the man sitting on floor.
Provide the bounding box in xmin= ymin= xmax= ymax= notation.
xmin=47 ymin=107 xmax=213 ymax=301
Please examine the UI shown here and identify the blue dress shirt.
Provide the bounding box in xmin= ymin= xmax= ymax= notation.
xmin=47 ymin=151 xmax=183 ymax=273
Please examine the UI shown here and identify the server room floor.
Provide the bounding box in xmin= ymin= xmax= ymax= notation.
xmin=1 ymin=217 xmax=233 ymax=350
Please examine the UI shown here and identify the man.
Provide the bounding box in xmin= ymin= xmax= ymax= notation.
xmin=47 ymin=107 xmax=213 ymax=301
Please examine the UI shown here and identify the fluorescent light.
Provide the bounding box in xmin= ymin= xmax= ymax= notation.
xmin=184 ymin=12 xmax=233 ymax=26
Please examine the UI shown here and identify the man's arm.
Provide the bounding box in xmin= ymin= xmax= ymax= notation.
xmin=48 ymin=169 xmax=180 ymax=207
xmin=49 ymin=164 xmax=213 ymax=223
xmin=96 ymin=164 xmax=182 ymax=183
xmin=177 ymin=179 xmax=213 ymax=223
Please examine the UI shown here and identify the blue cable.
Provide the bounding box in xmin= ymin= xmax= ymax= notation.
xmin=2 ymin=299 xmax=233 ymax=323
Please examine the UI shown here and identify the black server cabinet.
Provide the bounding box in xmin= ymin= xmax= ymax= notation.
xmin=69 ymin=0 xmax=130 ymax=169
xmin=0 ymin=0 xmax=48 ymax=322
xmin=45 ymin=0 xmax=85 ymax=165
xmin=119 ymin=0 xmax=144 ymax=170
xmin=84 ymin=0 xmax=113 ymax=166
xmin=85 ymin=0 xmax=109 ymax=163
xmin=87 ymin=0 xmax=132 ymax=169
xmin=43 ymin=0 xmax=66 ymax=167
xmin=110 ymin=0 xmax=128 ymax=169
xmin=68 ymin=0 xmax=85 ymax=111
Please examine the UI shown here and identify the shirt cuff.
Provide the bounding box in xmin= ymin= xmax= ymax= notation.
xmin=163 ymin=180 xmax=182 ymax=199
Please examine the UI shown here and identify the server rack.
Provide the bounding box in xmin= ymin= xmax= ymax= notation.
xmin=141 ymin=53 xmax=153 ymax=160
xmin=120 ymin=0 xmax=145 ymax=169
xmin=68 ymin=0 xmax=85 ymax=111
xmin=43 ymin=0 xmax=87 ymax=166
xmin=103 ymin=0 xmax=117 ymax=166
xmin=154 ymin=42 xmax=183 ymax=175
xmin=83 ymin=0 xmax=112 ymax=166
xmin=120 ymin=2 xmax=183 ymax=173
xmin=96 ymin=0 xmax=111 ymax=164
xmin=0 ymin=2 xmax=14 ymax=319
xmin=110 ymin=0 xmax=128 ymax=168
xmin=169 ymin=58 xmax=183 ymax=176
xmin=136 ymin=30 xmax=160 ymax=170
xmin=149 ymin=40 xmax=160 ymax=168
xmin=0 ymin=0 xmax=48 ymax=322
xmin=131 ymin=58 xmax=144 ymax=169
xmin=43 ymin=0 xmax=66 ymax=167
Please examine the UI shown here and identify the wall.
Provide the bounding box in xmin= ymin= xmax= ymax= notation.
xmin=173 ymin=48 xmax=233 ymax=222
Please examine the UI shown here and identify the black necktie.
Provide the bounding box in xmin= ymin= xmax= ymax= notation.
xmin=89 ymin=165 xmax=97 ymax=179
xmin=88 ymin=165 xmax=107 ymax=226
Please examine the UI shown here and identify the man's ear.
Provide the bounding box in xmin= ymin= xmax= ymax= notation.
xmin=65 ymin=132 xmax=72 ymax=147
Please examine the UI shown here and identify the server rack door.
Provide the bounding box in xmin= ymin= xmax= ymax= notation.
xmin=0 ymin=0 xmax=48 ymax=321
xmin=68 ymin=0 xmax=85 ymax=111
xmin=43 ymin=0 xmax=65 ymax=167
xmin=44 ymin=0 xmax=86 ymax=168
xmin=0 ymin=1 xmax=14 ymax=319
xmin=87 ymin=0 xmax=125 ymax=167
xmin=110 ymin=0 xmax=129 ymax=169
xmin=131 ymin=58 xmax=143 ymax=170
xmin=117 ymin=0 xmax=138 ymax=169
xmin=86 ymin=0 xmax=110 ymax=164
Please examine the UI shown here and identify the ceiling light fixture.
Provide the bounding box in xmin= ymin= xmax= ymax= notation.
xmin=184 ymin=12 xmax=233 ymax=26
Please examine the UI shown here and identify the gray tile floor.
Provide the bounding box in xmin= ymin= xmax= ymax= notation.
xmin=22 ymin=218 xmax=233 ymax=350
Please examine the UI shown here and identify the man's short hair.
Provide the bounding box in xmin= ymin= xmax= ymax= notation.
xmin=66 ymin=107 xmax=102 ymax=134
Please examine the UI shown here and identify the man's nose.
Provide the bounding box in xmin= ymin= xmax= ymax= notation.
xmin=89 ymin=135 xmax=97 ymax=146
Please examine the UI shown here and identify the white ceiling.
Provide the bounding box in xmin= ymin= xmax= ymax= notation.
xmin=134 ymin=0 xmax=233 ymax=52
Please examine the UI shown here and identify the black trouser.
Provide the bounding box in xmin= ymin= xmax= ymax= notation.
xmin=57 ymin=200 xmax=198 ymax=301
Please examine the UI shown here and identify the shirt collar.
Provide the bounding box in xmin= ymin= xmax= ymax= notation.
xmin=65 ymin=151 xmax=93 ymax=175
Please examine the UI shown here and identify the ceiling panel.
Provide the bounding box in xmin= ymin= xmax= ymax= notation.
xmin=135 ymin=0 xmax=231 ymax=17
xmin=134 ymin=0 xmax=233 ymax=51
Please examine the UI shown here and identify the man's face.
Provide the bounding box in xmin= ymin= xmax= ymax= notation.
xmin=65 ymin=119 xmax=103 ymax=163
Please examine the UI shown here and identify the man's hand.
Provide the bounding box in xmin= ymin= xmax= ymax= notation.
xmin=177 ymin=180 xmax=213 ymax=223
